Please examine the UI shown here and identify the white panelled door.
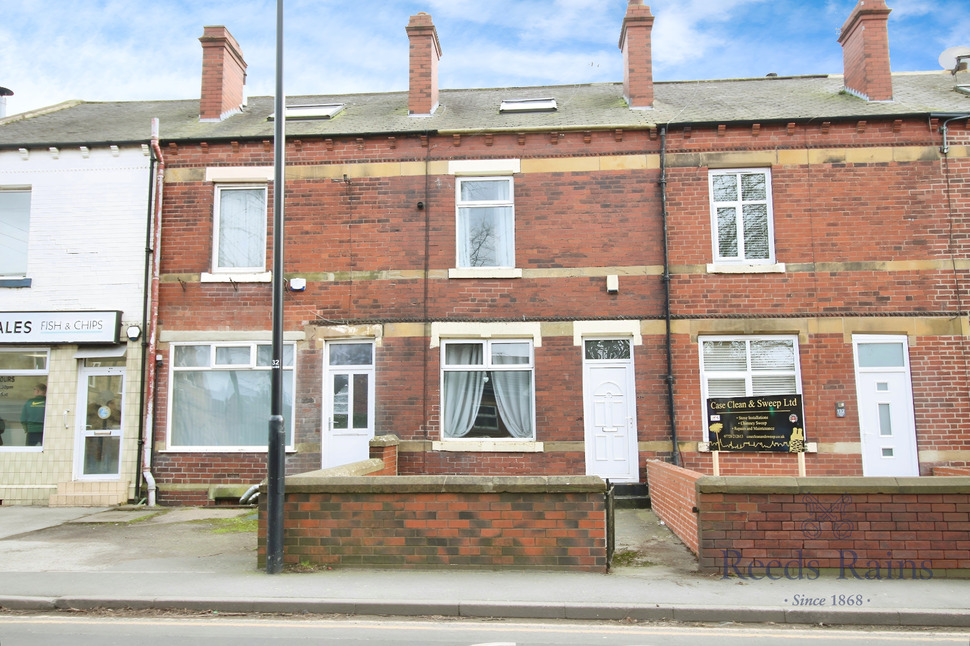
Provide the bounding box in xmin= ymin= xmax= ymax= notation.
xmin=583 ymin=339 xmax=639 ymax=483
xmin=853 ymin=335 xmax=919 ymax=477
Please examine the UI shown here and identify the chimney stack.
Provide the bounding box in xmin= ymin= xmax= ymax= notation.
xmin=838 ymin=0 xmax=893 ymax=102
xmin=0 ymin=87 xmax=12 ymax=119
xmin=406 ymin=13 xmax=441 ymax=116
xmin=619 ymin=0 xmax=655 ymax=109
xmin=199 ymin=26 xmax=247 ymax=121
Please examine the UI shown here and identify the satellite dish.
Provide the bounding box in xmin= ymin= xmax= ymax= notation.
xmin=938 ymin=46 xmax=970 ymax=71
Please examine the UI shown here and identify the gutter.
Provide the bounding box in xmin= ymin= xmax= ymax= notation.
xmin=933 ymin=113 xmax=970 ymax=155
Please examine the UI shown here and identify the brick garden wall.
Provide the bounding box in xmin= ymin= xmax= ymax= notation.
xmin=695 ymin=476 xmax=970 ymax=579
xmin=257 ymin=475 xmax=607 ymax=571
xmin=646 ymin=462 xmax=970 ymax=578
xmin=646 ymin=460 xmax=701 ymax=554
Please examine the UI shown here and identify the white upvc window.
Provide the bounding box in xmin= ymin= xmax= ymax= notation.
xmin=0 ymin=188 xmax=31 ymax=277
xmin=440 ymin=338 xmax=535 ymax=440
xmin=456 ymin=176 xmax=515 ymax=269
xmin=167 ymin=342 xmax=295 ymax=451
xmin=212 ymin=184 xmax=267 ymax=273
xmin=700 ymin=336 xmax=801 ymax=399
xmin=709 ymin=169 xmax=775 ymax=264
xmin=699 ymin=336 xmax=802 ymax=440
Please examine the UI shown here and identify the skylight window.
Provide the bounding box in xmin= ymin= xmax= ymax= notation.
xmin=499 ymin=98 xmax=557 ymax=113
xmin=268 ymin=103 xmax=345 ymax=120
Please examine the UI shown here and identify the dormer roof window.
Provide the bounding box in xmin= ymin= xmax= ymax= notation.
xmin=269 ymin=103 xmax=345 ymax=120
xmin=499 ymin=98 xmax=557 ymax=113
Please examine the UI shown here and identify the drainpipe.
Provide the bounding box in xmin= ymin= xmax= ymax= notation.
xmin=139 ymin=118 xmax=165 ymax=506
xmin=660 ymin=127 xmax=680 ymax=466
xmin=134 ymin=137 xmax=155 ymax=501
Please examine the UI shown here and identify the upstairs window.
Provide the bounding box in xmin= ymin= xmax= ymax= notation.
xmin=0 ymin=189 xmax=31 ymax=277
xmin=709 ymin=169 xmax=774 ymax=264
xmin=213 ymin=185 xmax=267 ymax=273
xmin=456 ymin=177 xmax=515 ymax=269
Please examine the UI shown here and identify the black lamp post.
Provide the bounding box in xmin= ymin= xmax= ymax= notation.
xmin=266 ymin=0 xmax=286 ymax=575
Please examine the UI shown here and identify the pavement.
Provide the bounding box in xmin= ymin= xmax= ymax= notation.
xmin=0 ymin=505 xmax=968 ymax=628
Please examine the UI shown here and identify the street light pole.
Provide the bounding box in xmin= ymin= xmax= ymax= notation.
xmin=266 ymin=0 xmax=286 ymax=575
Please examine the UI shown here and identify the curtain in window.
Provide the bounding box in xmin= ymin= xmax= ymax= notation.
xmin=491 ymin=370 xmax=533 ymax=438
xmin=171 ymin=370 xmax=293 ymax=446
xmin=219 ymin=188 xmax=265 ymax=269
xmin=442 ymin=344 xmax=485 ymax=438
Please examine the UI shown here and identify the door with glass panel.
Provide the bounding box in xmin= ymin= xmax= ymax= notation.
xmin=75 ymin=361 xmax=125 ymax=479
xmin=853 ymin=335 xmax=918 ymax=476
xmin=583 ymin=339 xmax=638 ymax=482
xmin=323 ymin=341 xmax=375 ymax=468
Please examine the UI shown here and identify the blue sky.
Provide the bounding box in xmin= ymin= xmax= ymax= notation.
xmin=1 ymin=0 xmax=966 ymax=116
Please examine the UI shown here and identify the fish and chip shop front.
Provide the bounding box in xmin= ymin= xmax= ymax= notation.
xmin=0 ymin=311 xmax=144 ymax=506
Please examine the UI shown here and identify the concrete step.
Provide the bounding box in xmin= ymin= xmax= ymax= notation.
xmin=612 ymin=483 xmax=651 ymax=509
xmin=48 ymin=481 xmax=129 ymax=507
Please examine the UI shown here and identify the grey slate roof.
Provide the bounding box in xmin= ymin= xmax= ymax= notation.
xmin=1 ymin=72 xmax=968 ymax=148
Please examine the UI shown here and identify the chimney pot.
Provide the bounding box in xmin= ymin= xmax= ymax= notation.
xmin=199 ymin=26 xmax=248 ymax=121
xmin=619 ymin=0 xmax=655 ymax=109
xmin=838 ymin=0 xmax=893 ymax=101
xmin=406 ymin=13 xmax=442 ymax=116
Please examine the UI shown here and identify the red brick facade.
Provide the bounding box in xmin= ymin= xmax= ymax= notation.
xmin=146 ymin=4 xmax=970 ymax=504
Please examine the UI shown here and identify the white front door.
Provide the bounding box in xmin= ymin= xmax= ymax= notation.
xmin=853 ymin=335 xmax=919 ymax=477
xmin=75 ymin=365 xmax=125 ymax=479
xmin=323 ymin=341 xmax=375 ymax=469
xmin=583 ymin=339 xmax=638 ymax=482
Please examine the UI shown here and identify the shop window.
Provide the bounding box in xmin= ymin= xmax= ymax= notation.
xmin=168 ymin=342 xmax=294 ymax=450
xmin=0 ymin=349 xmax=49 ymax=449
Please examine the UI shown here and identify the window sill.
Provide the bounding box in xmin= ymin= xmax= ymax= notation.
xmin=432 ymin=440 xmax=543 ymax=452
xmin=200 ymin=272 xmax=272 ymax=283
xmin=448 ymin=267 xmax=523 ymax=279
xmin=0 ymin=277 xmax=31 ymax=288
xmin=706 ymin=262 xmax=785 ymax=274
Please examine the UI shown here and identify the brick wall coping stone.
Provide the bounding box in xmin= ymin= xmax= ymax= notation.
xmin=279 ymin=475 xmax=607 ymax=495
xmin=295 ymin=460 xmax=388 ymax=478
xmin=369 ymin=434 xmax=400 ymax=448
xmin=697 ymin=475 xmax=970 ymax=495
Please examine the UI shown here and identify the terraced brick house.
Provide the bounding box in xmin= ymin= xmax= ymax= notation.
xmin=2 ymin=0 xmax=968 ymax=506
